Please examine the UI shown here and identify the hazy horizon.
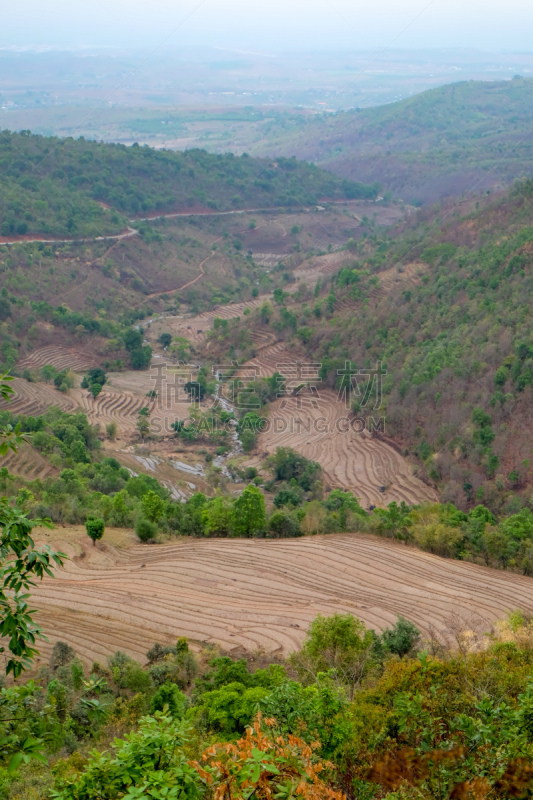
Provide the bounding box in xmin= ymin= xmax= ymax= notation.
xmin=3 ymin=0 xmax=533 ymax=52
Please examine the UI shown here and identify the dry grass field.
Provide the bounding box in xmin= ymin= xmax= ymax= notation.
xmin=29 ymin=527 xmax=533 ymax=668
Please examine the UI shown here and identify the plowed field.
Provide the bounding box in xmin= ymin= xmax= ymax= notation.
xmin=0 ymin=378 xmax=78 ymax=417
xmin=255 ymin=391 xmax=437 ymax=508
xmin=17 ymin=345 xmax=96 ymax=373
xmin=31 ymin=529 xmax=533 ymax=666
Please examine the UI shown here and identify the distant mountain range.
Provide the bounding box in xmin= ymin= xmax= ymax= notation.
xmin=242 ymin=78 xmax=533 ymax=204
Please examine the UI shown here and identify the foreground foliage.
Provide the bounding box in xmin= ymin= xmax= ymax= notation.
xmin=0 ymin=375 xmax=65 ymax=679
xmin=4 ymin=611 xmax=533 ymax=799
xmin=52 ymin=713 xmax=202 ymax=800
xmin=0 ymin=504 xmax=64 ymax=678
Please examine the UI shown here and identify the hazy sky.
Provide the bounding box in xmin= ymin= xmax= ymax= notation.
xmin=3 ymin=0 xmax=533 ymax=52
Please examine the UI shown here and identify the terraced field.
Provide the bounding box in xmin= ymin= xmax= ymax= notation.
xmin=248 ymin=328 xmax=278 ymax=351
xmin=70 ymin=386 xmax=149 ymax=437
xmin=0 ymin=377 xmax=78 ymax=417
xmin=256 ymin=390 xmax=437 ymax=508
xmin=157 ymin=297 xmax=271 ymax=347
xmin=67 ymin=367 xmax=191 ymax=439
xmin=293 ymin=250 xmax=350 ymax=287
xmin=18 ymin=345 xmax=96 ymax=373
xmin=236 ymin=342 xmax=302 ymax=380
xmin=31 ymin=529 xmax=533 ymax=666
xmin=0 ymin=444 xmax=58 ymax=481
xmin=374 ymin=261 xmax=427 ymax=294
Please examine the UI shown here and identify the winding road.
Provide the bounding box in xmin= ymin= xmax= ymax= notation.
xmin=0 ymin=199 xmax=364 ymax=249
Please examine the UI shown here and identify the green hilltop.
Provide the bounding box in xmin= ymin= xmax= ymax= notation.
xmin=241 ymin=77 xmax=533 ymax=204
xmin=0 ymin=130 xmax=378 ymax=238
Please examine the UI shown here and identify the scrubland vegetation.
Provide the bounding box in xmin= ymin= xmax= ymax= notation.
xmin=243 ymin=77 xmax=533 ymax=204
xmin=2 ymin=609 xmax=533 ymax=799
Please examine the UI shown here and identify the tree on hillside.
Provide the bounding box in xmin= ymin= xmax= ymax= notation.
xmin=379 ymin=616 xmax=420 ymax=657
xmin=291 ymin=613 xmax=375 ymax=698
xmin=40 ymin=364 xmax=58 ymax=384
xmin=50 ymin=640 xmax=76 ymax=668
xmin=53 ymin=369 xmax=75 ymax=393
xmin=106 ymin=421 xmax=117 ymax=440
xmin=184 ymin=381 xmax=206 ymax=402
xmin=131 ymin=346 xmax=152 ymax=370
xmin=141 ymin=491 xmax=165 ymax=523
xmin=202 ymin=495 xmax=233 ymax=537
xmin=81 ymin=367 xmax=107 ymax=390
xmin=158 ymin=333 xmax=172 ymax=349
xmin=135 ymin=518 xmax=157 ymax=542
xmin=85 ymin=517 xmax=105 ymax=547
xmin=137 ymin=408 xmax=150 ymax=441
xmin=232 ymin=485 xmax=266 ymax=537
xmin=124 ymin=328 xmax=143 ymax=352
xmin=267 ymin=447 xmax=322 ymax=492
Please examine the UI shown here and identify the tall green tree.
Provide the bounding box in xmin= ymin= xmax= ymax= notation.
xmin=232 ymin=485 xmax=266 ymax=537
xmin=141 ymin=491 xmax=165 ymax=523
xmin=137 ymin=409 xmax=150 ymax=441
xmin=202 ymin=496 xmax=233 ymax=537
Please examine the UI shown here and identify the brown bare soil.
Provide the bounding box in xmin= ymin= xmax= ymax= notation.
xmin=0 ymin=378 xmax=78 ymax=417
xmin=30 ymin=528 xmax=533 ymax=666
xmin=0 ymin=443 xmax=58 ymax=482
xmin=255 ymin=391 xmax=437 ymax=508
xmin=17 ymin=345 xmax=97 ymax=373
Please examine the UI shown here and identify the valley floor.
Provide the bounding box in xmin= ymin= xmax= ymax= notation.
xmin=4 ymin=230 xmax=431 ymax=508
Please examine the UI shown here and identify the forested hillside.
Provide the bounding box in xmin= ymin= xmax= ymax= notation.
xmin=0 ymin=130 xmax=377 ymax=237
xmin=216 ymin=179 xmax=533 ymax=515
xmin=242 ymin=78 xmax=533 ymax=203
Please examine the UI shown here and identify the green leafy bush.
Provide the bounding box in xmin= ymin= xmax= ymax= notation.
xmin=135 ymin=518 xmax=158 ymax=542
